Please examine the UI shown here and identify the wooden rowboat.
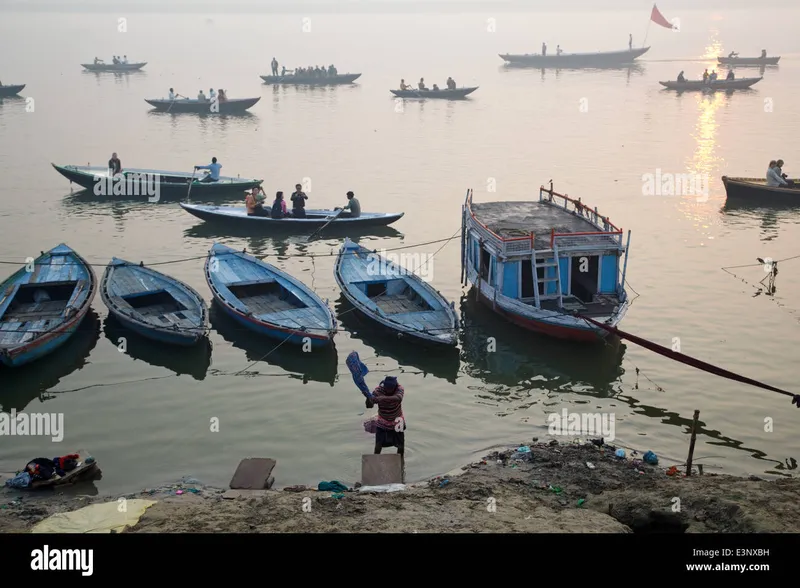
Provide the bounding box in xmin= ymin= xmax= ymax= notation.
xmin=100 ymin=258 xmax=208 ymax=346
xmin=205 ymin=243 xmax=336 ymax=347
xmin=334 ymin=238 xmax=458 ymax=347
xmin=260 ymin=73 xmax=361 ymax=85
xmin=722 ymin=176 xmax=800 ymax=205
xmin=0 ymin=84 xmax=25 ymax=97
xmin=144 ymin=97 xmax=260 ymax=114
xmin=180 ymin=203 xmax=403 ymax=229
xmin=500 ymin=47 xmax=649 ymax=68
xmin=717 ymin=56 xmax=780 ymax=66
xmin=390 ymin=87 xmax=478 ymax=99
xmin=659 ymin=77 xmax=762 ymax=91
xmin=52 ymin=164 xmax=262 ymax=201
xmin=0 ymin=244 xmax=97 ymax=367
xmin=81 ymin=62 xmax=147 ymax=72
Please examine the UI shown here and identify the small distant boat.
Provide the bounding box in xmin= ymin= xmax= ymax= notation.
xmin=390 ymin=87 xmax=478 ymax=99
xmin=717 ymin=55 xmax=780 ymax=66
xmin=0 ymin=244 xmax=97 ymax=367
xmin=659 ymin=77 xmax=762 ymax=91
xmin=81 ymin=62 xmax=147 ymax=72
xmin=260 ymin=73 xmax=361 ymax=85
xmin=334 ymin=238 xmax=459 ymax=346
xmin=180 ymin=203 xmax=404 ymax=229
xmin=144 ymin=97 xmax=260 ymax=114
xmin=100 ymin=258 xmax=208 ymax=346
xmin=461 ymin=185 xmax=630 ymax=342
xmin=722 ymin=176 xmax=800 ymax=204
xmin=0 ymin=84 xmax=25 ymax=97
xmin=52 ymin=164 xmax=262 ymax=201
xmin=500 ymin=47 xmax=649 ymax=68
xmin=204 ymin=243 xmax=336 ymax=347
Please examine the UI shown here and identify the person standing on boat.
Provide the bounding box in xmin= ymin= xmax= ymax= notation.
xmin=542 ymin=42 xmax=547 ymax=56
xmin=761 ymin=49 xmax=767 ymax=58
xmin=766 ymin=161 xmax=788 ymax=187
xmin=271 ymin=57 xmax=279 ymax=76
xmin=365 ymin=376 xmax=406 ymax=456
xmin=702 ymin=69 xmax=709 ymax=83
xmin=290 ymin=183 xmax=308 ymax=218
xmin=629 ymin=34 xmax=632 ymax=50
xmin=195 ymin=157 xmax=221 ymax=183
xmin=446 ymin=77 xmax=456 ymax=89
xmin=108 ymin=152 xmax=122 ymax=176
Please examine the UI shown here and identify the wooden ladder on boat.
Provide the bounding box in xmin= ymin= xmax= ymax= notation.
xmin=533 ymin=242 xmax=563 ymax=309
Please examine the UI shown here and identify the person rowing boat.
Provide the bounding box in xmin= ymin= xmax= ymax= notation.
xmin=399 ymin=78 xmax=412 ymax=90
xmin=334 ymin=191 xmax=361 ymax=218
xmin=728 ymin=51 xmax=739 ymax=58
xmin=677 ymin=71 xmax=685 ymax=82
xmin=726 ymin=70 xmax=735 ymax=80
xmin=194 ymin=157 xmax=221 ymax=183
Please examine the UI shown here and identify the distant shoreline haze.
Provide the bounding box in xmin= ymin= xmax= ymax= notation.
xmin=0 ymin=0 xmax=783 ymax=13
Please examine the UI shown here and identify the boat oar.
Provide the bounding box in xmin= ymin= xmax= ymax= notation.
xmin=306 ymin=206 xmax=345 ymax=242
xmin=185 ymin=168 xmax=197 ymax=202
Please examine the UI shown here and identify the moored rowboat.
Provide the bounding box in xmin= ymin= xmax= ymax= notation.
xmin=390 ymin=87 xmax=478 ymax=99
xmin=0 ymin=244 xmax=97 ymax=367
xmin=144 ymin=97 xmax=260 ymax=113
xmin=205 ymin=243 xmax=336 ymax=347
xmin=100 ymin=258 xmax=208 ymax=346
xmin=721 ymin=176 xmax=800 ymax=204
xmin=0 ymin=84 xmax=25 ymax=97
xmin=180 ymin=203 xmax=403 ymax=229
xmin=659 ymin=77 xmax=762 ymax=91
xmin=500 ymin=47 xmax=649 ymax=67
xmin=81 ymin=62 xmax=147 ymax=72
xmin=52 ymin=164 xmax=262 ymax=201
xmin=334 ymin=238 xmax=459 ymax=346
xmin=717 ymin=56 xmax=780 ymax=65
xmin=260 ymin=73 xmax=361 ymax=85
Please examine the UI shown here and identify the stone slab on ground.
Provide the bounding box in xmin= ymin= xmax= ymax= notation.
xmin=229 ymin=459 xmax=276 ymax=490
xmin=361 ymin=454 xmax=402 ymax=486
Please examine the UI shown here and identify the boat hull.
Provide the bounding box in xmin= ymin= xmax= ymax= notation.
xmin=52 ymin=164 xmax=262 ymax=200
xmin=722 ymin=176 xmax=800 ymax=204
xmin=0 ymin=84 xmax=25 ymax=97
xmin=260 ymin=73 xmax=361 ymax=85
xmin=0 ymin=245 xmax=97 ymax=367
xmin=500 ymin=47 xmax=649 ymax=67
xmin=82 ymin=62 xmax=147 ymax=72
xmin=180 ymin=203 xmax=403 ymax=229
xmin=717 ymin=56 xmax=779 ymax=65
xmin=145 ymin=97 xmax=260 ymax=113
xmin=390 ymin=87 xmax=477 ymax=99
xmin=659 ymin=77 xmax=761 ymax=91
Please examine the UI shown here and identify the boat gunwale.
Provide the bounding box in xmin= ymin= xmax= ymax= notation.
xmin=180 ymin=203 xmax=402 ymax=221
xmin=722 ymin=175 xmax=800 ymax=195
xmin=52 ymin=163 xmax=262 ymax=184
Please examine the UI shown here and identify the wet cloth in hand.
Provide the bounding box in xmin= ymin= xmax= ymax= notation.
xmin=346 ymin=351 xmax=370 ymax=397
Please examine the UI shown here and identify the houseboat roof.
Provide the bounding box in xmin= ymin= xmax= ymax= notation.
xmin=470 ymin=201 xmax=617 ymax=250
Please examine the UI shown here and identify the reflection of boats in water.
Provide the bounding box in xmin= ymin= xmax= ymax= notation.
xmin=0 ymin=309 xmax=101 ymax=411
xmin=209 ymin=302 xmax=338 ymax=385
xmin=103 ymin=314 xmax=211 ymax=380
xmin=459 ymin=296 xmax=625 ymax=396
xmin=335 ymin=296 xmax=460 ymax=383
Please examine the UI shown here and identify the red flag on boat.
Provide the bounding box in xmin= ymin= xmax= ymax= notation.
xmin=650 ymin=4 xmax=676 ymax=29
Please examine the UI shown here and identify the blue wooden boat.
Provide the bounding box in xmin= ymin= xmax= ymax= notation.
xmin=334 ymin=238 xmax=459 ymax=346
xmin=0 ymin=244 xmax=97 ymax=367
xmin=100 ymin=258 xmax=208 ymax=346
xmin=461 ymin=185 xmax=630 ymax=342
xmin=204 ymin=243 xmax=336 ymax=347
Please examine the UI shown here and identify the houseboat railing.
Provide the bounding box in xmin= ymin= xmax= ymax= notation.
xmin=539 ymin=183 xmax=622 ymax=235
xmin=465 ymin=190 xmax=535 ymax=257
xmin=550 ymin=228 xmax=624 ymax=248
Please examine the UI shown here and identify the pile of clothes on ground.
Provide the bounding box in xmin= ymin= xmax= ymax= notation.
xmin=4 ymin=454 xmax=83 ymax=489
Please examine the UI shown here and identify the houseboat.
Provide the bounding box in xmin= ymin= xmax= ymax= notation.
xmin=460 ymin=184 xmax=631 ymax=342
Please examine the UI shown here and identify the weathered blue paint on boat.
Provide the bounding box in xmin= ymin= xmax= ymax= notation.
xmin=204 ymin=243 xmax=336 ymax=347
xmin=461 ymin=185 xmax=630 ymax=342
xmin=334 ymin=238 xmax=459 ymax=346
xmin=100 ymin=258 xmax=208 ymax=346
xmin=0 ymin=244 xmax=97 ymax=367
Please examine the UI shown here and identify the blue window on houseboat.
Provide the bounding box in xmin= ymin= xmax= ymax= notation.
xmin=599 ymin=255 xmax=618 ymax=293
xmin=503 ymin=261 xmax=519 ymax=297
xmin=559 ymin=257 xmax=569 ymax=295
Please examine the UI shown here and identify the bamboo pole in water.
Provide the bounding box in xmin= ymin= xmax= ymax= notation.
xmin=685 ymin=410 xmax=700 ymax=476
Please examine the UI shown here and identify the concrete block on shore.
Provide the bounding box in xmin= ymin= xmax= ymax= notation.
xmin=362 ymin=454 xmax=402 ymax=486
xmin=229 ymin=459 xmax=276 ymax=490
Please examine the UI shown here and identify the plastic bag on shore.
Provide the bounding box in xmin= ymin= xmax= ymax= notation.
xmin=358 ymin=483 xmax=406 ymax=493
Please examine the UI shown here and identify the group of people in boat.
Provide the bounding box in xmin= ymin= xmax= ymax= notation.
xmin=766 ymin=159 xmax=790 ymax=187
xmin=244 ymin=184 xmax=361 ymax=219
xmin=93 ymin=56 xmax=130 ymax=65
xmin=166 ymin=88 xmax=228 ymax=102
xmin=675 ymin=69 xmax=735 ymax=83
xmin=270 ymin=58 xmax=339 ymax=78
xmin=399 ymin=77 xmax=458 ymax=91
xmin=725 ymin=50 xmax=768 ymax=59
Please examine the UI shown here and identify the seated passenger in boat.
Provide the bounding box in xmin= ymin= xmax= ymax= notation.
xmin=208 ymin=88 xmax=216 ymax=101
xmin=112 ymin=56 xmax=119 ymax=64
xmin=291 ymin=183 xmax=308 ymax=218
xmin=775 ymin=159 xmax=787 ymax=180
xmin=281 ymin=66 xmax=287 ymax=76
xmin=218 ymin=89 xmax=227 ymax=101
xmin=708 ymin=70 xmax=718 ymax=82
xmin=246 ymin=188 xmax=268 ymax=216
xmin=169 ymin=88 xmax=176 ymax=99
xmin=399 ymin=78 xmax=410 ymax=90
xmin=418 ymin=78 xmax=426 ymax=90
xmin=766 ymin=161 xmax=789 ymax=187
xmin=271 ymin=191 xmax=289 ymax=218
xmin=329 ymin=64 xmax=337 ymax=75
xmin=677 ymin=71 xmax=685 ymax=82
xmin=197 ymin=89 xmax=206 ymax=101
xmin=702 ymin=69 xmax=709 ymax=82
xmin=446 ymin=77 xmax=456 ymax=89
xmin=94 ymin=57 xmax=102 ymax=64
xmin=122 ymin=55 xmax=128 ymax=64
xmin=726 ymin=70 xmax=735 ymax=80
xmin=195 ymin=157 xmax=221 ymax=183
xmin=335 ymin=191 xmax=361 ymax=218
xmin=761 ymin=49 xmax=767 ymax=58
xmin=432 ymin=84 xmax=440 ymax=91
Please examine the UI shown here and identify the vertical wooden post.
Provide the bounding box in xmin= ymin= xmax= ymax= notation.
xmin=476 ymin=239 xmax=483 ymax=302
xmin=685 ymin=410 xmax=700 ymax=476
